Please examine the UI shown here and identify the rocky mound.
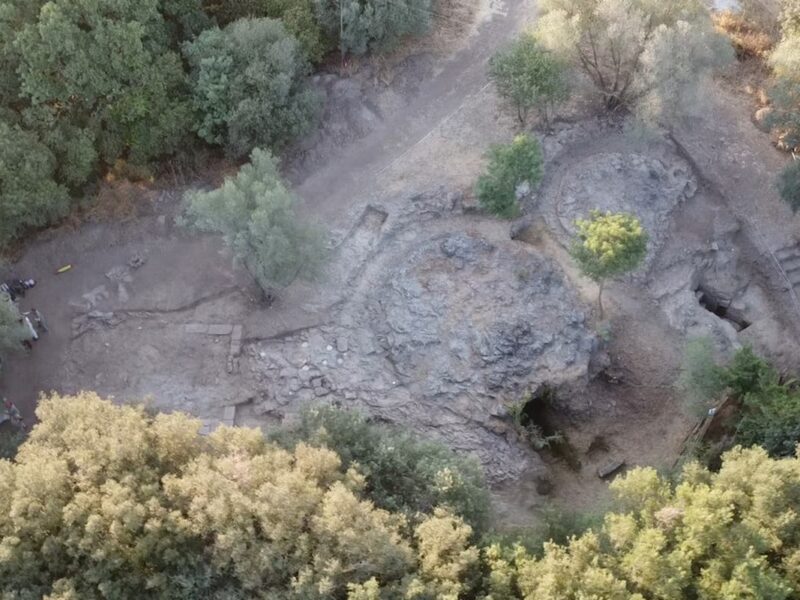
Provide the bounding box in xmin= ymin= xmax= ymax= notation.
xmin=246 ymin=191 xmax=597 ymax=482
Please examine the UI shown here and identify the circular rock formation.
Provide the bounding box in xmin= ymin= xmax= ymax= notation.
xmin=247 ymin=192 xmax=598 ymax=482
xmin=554 ymin=152 xmax=696 ymax=266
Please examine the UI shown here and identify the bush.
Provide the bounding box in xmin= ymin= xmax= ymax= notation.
xmin=723 ymin=346 xmax=777 ymax=398
xmin=716 ymin=347 xmax=800 ymax=457
xmin=201 ymin=0 xmax=330 ymax=62
xmin=737 ymin=381 xmax=800 ymax=457
xmin=676 ymin=337 xmax=727 ymax=418
xmin=184 ymin=18 xmax=320 ymax=158
xmin=535 ymin=0 xmax=732 ymax=121
xmin=0 ymin=121 xmax=71 ymax=248
xmin=475 ymin=134 xmax=543 ymax=219
xmin=183 ymin=148 xmax=326 ymax=296
xmin=489 ymin=33 xmax=569 ymax=126
xmin=313 ymin=0 xmax=435 ymax=55
xmin=276 ymin=406 xmax=490 ymax=534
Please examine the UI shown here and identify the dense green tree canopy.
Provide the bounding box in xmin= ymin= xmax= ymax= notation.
xmin=13 ymin=0 xmax=193 ymax=168
xmin=0 ymin=294 xmax=28 ymax=360
xmin=0 ymin=120 xmax=70 ymax=247
xmin=570 ymin=210 xmax=648 ymax=317
xmin=184 ymin=17 xmax=320 ymax=157
xmin=571 ymin=211 xmax=648 ymax=281
xmin=4 ymin=396 xmax=800 ymax=599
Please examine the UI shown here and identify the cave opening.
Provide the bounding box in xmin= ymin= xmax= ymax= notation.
xmin=695 ymin=285 xmax=751 ymax=331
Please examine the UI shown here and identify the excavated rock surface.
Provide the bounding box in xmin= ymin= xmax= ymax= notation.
xmin=554 ymin=152 xmax=696 ymax=267
xmin=244 ymin=190 xmax=597 ymax=482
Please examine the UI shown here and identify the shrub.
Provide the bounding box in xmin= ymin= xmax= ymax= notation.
xmin=676 ymin=337 xmax=727 ymax=418
xmin=723 ymin=346 xmax=777 ymax=398
xmin=475 ymin=134 xmax=544 ymax=219
xmin=535 ymin=0 xmax=732 ymax=121
xmin=313 ymin=0 xmax=435 ymax=55
xmin=183 ymin=148 xmax=326 ymax=296
xmin=737 ymin=381 xmax=800 ymax=457
xmin=778 ymin=160 xmax=800 ymax=212
xmin=489 ymin=33 xmax=569 ymax=126
xmin=0 ymin=121 xmax=71 ymax=248
xmin=184 ymin=18 xmax=320 ymax=158
xmin=276 ymin=406 xmax=490 ymax=534
xmin=201 ymin=0 xmax=330 ymax=62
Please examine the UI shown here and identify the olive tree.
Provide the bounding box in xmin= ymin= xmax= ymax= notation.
xmin=489 ymin=33 xmax=569 ymax=126
xmin=184 ymin=18 xmax=320 ymax=158
xmin=535 ymin=0 xmax=732 ymax=121
xmin=570 ymin=210 xmax=648 ymax=318
xmin=475 ymin=134 xmax=544 ymax=219
xmin=183 ymin=148 xmax=326 ymax=297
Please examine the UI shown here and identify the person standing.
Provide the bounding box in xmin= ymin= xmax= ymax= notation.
xmin=30 ymin=308 xmax=47 ymax=333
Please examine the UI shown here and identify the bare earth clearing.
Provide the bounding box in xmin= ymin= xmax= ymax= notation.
xmin=3 ymin=0 xmax=800 ymax=527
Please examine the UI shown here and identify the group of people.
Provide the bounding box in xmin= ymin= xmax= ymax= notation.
xmin=1 ymin=398 xmax=25 ymax=430
xmin=1 ymin=277 xmax=46 ymax=350
xmin=0 ymin=278 xmax=40 ymax=433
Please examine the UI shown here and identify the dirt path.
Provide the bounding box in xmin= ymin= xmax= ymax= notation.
xmin=294 ymin=0 xmax=531 ymax=224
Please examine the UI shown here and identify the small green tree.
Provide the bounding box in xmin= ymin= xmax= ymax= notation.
xmin=777 ymin=160 xmax=800 ymax=212
xmin=570 ymin=210 xmax=648 ymax=318
xmin=489 ymin=33 xmax=569 ymax=126
xmin=475 ymin=134 xmax=544 ymax=219
xmin=183 ymin=148 xmax=326 ymax=297
xmin=183 ymin=18 xmax=320 ymax=158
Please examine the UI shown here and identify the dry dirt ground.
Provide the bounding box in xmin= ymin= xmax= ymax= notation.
xmin=3 ymin=1 xmax=800 ymax=528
